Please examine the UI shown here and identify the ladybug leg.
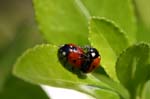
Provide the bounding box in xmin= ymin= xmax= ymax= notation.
xmin=63 ymin=60 xmax=68 ymax=67
xmin=77 ymin=70 xmax=87 ymax=79
xmin=57 ymin=53 xmax=69 ymax=67
xmin=80 ymin=71 xmax=86 ymax=76
xmin=71 ymin=66 xmax=79 ymax=74
xmin=71 ymin=66 xmax=75 ymax=71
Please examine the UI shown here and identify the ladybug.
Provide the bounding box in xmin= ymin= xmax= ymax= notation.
xmin=58 ymin=44 xmax=84 ymax=69
xmin=80 ymin=47 xmax=101 ymax=73
xmin=58 ymin=44 xmax=101 ymax=74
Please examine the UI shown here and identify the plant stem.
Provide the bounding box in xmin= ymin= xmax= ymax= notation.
xmin=129 ymin=83 xmax=145 ymax=99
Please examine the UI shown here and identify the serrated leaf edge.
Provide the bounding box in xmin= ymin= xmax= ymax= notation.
xmin=115 ymin=42 xmax=150 ymax=83
xmin=88 ymin=16 xmax=130 ymax=81
xmin=13 ymin=44 xmax=57 ymax=76
xmin=88 ymin=16 xmax=129 ymax=45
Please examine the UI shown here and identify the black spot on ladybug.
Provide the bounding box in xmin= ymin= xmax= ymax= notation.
xmin=92 ymin=65 xmax=96 ymax=69
xmin=72 ymin=60 xmax=77 ymax=63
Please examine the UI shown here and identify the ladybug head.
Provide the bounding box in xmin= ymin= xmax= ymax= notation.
xmin=87 ymin=48 xmax=100 ymax=59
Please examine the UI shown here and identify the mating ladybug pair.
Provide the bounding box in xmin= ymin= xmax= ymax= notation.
xmin=58 ymin=44 xmax=101 ymax=73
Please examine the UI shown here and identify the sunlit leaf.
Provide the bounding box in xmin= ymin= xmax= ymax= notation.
xmin=13 ymin=44 xmax=121 ymax=98
xmin=33 ymin=0 xmax=136 ymax=45
xmin=89 ymin=17 xmax=129 ymax=80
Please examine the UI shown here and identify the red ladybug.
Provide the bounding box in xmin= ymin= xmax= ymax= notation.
xmin=80 ymin=47 xmax=101 ymax=73
xmin=58 ymin=44 xmax=84 ymax=69
xmin=58 ymin=44 xmax=101 ymax=73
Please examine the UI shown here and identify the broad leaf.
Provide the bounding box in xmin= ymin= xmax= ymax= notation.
xmin=13 ymin=44 xmax=121 ymax=98
xmin=33 ymin=0 xmax=136 ymax=45
xmin=116 ymin=43 xmax=150 ymax=98
xmin=33 ymin=0 xmax=89 ymax=45
xmin=89 ymin=17 xmax=129 ymax=80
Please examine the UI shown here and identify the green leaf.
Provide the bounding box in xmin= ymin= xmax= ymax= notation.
xmin=33 ymin=0 xmax=136 ymax=45
xmin=33 ymin=0 xmax=89 ymax=45
xmin=92 ymin=88 xmax=120 ymax=99
xmin=0 ymin=75 xmax=49 ymax=99
xmin=13 ymin=44 xmax=121 ymax=98
xmin=116 ymin=43 xmax=150 ymax=98
xmin=81 ymin=0 xmax=136 ymax=43
xmin=91 ymin=73 xmax=130 ymax=99
xmin=89 ymin=17 xmax=129 ymax=80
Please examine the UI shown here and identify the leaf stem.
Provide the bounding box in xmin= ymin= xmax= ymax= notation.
xmin=129 ymin=83 xmax=145 ymax=99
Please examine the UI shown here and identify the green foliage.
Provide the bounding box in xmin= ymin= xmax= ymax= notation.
xmin=33 ymin=0 xmax=136 ymax=45
xmin=116 ymin=43 xmax=150 ymax=99
xmin=0 ymin=22 xmax=44 ymax=98
xmin=89 ymin=17 xmax=129 ymax=80
xmin=116 ymin=43 xmax=150 ymax=86
xmin=13 ymin=44 xmax=124 ymax=98
xmin=10 ymin=0 xmax=150 ymax=99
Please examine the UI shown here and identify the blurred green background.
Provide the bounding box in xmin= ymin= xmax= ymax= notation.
xmin=0 ymin=0 xmax=149 ymax=99
xmin=0 ymin=0 xmax=49 ymax=98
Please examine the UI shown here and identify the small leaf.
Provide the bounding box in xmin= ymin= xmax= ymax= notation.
xmin=116 ymin=43 xmax=150 ymax=98
xmin=13 ymin=44 xmax=120 ymax=98
xmin=89 ymin=17 xmax=129 ymax=80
